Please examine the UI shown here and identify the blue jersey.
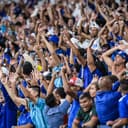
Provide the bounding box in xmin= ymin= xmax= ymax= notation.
xmin=0 ymin=103 xmax=5 ymax=128
xmin=28 ymin=98 xmax=48 ymax=128
xmin=79 ymin=66 xmax=102 ymax=88
xmin=0 ymin=83 xmax=17 ymax=128
xmin=68 ymin=91 xmax=82 ymax=128
xmin=95 ymin=91 xmax=121 ymax=124
xmin=17 ymin=110 xmax=33 ymax=126
xmin=44 ymin=100 xmax=70 ymax=128
xmin=119 ymin=94 xmax=128 ymax=118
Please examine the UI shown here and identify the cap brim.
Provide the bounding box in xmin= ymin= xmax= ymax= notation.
xmin=68 ymin=82 xmax=76 ymax=86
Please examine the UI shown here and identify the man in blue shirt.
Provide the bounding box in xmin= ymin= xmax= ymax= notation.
xmin=0 ymin=82 xmax=17 ymax=128
xmin=67 ymin=77 xmax=84 ymax=128
xmin=2 ymin=78 xmax=48 ymax=128
xmin=95 ymin=75 xmax=121 ymax=125
xmin=0 ymin=89 xmax=5 ymax=128
xmin=44 ymin=93 xmax=71 ymax=128
xmin=17 ymin=106 xmax=34 ymax=127
xmin=102 ymin=44 xmax=128 ymax=78
xmin=107 ymin=79 xmax=128 ymax=128
xmin=79 ymin=47 xmax=103 ymax=88
xmin=79 ymin=65 xmax=103 ymax=88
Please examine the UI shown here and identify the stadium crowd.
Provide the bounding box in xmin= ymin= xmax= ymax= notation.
xmin=0 ymin=0 xmax=128 ymax=128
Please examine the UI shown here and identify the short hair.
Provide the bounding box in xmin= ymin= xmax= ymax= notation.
xmin=45 ymin=93 xmax=57 ymax=107
xmin=120 ymin=79 xmax=128 ymax=91
xmin=79 ymin=92 xmax=92 ymax=100
xmin=55 ymin=87 xmax=66 ymax=99
xmin=30 ymin=86 xmax=40 ymax=97
xmin=98 ymin=76 xmax=112 ymax=90
xmin=23 ymin=61 xmax=33 ymax=75
xmin=93 ymin=55 xmax=108 ymax=76
xmin=78 ymin=48 xmax=87 ymax=58
xmin=68 ymin=16 xmax=75 ymax=24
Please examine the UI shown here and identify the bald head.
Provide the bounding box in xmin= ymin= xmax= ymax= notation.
xmin=98 ymin=76 xmax=113 ymax=90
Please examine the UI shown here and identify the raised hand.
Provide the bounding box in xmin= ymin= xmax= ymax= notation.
xmin=30 ymin=69 xmax=41 ymax=85
xmin=117 ymin=44 xmax=128 ymax=50
xmin=91 ymin=75 xmax=99 ymax=83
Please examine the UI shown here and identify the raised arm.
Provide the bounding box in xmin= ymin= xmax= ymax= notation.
xmin=96 ymin=3 xmax=109 ymax=22
xmin=2 ymin=78 xmax=27 ymax=107
xmin=61 ymin=67 xmax=73 ymax=103
xmin=98 ymin=25 xmax=107 ymax=37
xmin=33 ymin=45 xmax=47 ymax=71
xmin=18 ymin=83 xmax=37 ymax=104
xmin=83 ymin=76 xmax=98 ymax=93
xmin=80 ymin=32 xmax=91 ymax=40
xmin=46 ymin=72 xmax=56 ymax=96
xmin=64 ymin=56 xmax=71 ymax=74
xmin=65 ymin=36 xmax=86 ymax=66
xmin=47 ymin=5 xmax=54 ymax=24
xmin=69 ymin=48 xmax=74 ymax=65
xmin=87 ymin=47 xmax=96 ymax=72
xmin=118 ymin=20 xmax=125 ymax=37
xmin=102 ymin=46 xmax=118 ymax=69
xmin=41 ymin=34 xmax=60 ymax=65
xmin=16 ymin=56 xmax=24 ymax=75
xmin=103 ymin=44 xmax=128 ymax=70
xmin=56 ymin=7 xmax=66 ymax=27
xmin=78 ymin=17 xmax=87 ymax=34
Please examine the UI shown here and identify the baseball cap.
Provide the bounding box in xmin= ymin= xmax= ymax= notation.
xmin=48 ymin=35 xmax=59 ymax=45
xmin=68 ymin=77 xmax=83 ymax=88
xmin=116 ymin=51 xmax=128 ymax=62
xmin=89 ymin=21 xmax=100 ymax=30
xmin=1 ymin=66 xmax=9 ymax=76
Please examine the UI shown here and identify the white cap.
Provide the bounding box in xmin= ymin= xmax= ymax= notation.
xmin=89 ymin=21 xmax=100 ymax=30
xmin=1 ymin=67 xmax=9 ymax=76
